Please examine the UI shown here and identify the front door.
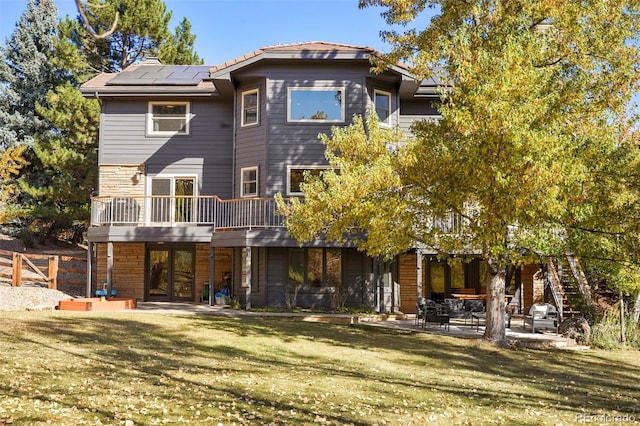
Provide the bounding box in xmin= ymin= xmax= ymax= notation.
xmin=146 ymin=246 xmax=195 ymax=301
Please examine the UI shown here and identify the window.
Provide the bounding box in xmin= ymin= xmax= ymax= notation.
xmin=287 ymin=87 xmax=345 ymax=122
xmin=374 ymin=89 xmax=391 ymax=125
xmin=241 ymin=166 xmax=258 ymax=197
xmin=241 ymin=89 xmax=259 ymax=126
xmin=148 ymin=176 xmax=196 ymax=224
xmin=288 ymin=248 xmax=342 ymax=288
xmin=148 ymin=102 xmax=190 ymax=135
xmin=287 ymin=166 xmax=330 ymax=195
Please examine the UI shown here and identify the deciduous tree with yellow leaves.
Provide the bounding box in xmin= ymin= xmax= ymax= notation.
xmin=278 ymin=0 xmax=640 ymax=344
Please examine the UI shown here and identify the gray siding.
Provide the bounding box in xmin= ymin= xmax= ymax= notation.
xmin=235 ymin=79 xmax=268 ymax=197
xmin=101 ymin=98 xmax=234 ymax=197
xmin=267 ymin=75 xmax=364 ymax=195
xmin=266 ymin=247 xmax=287 ymax=306
xmin=235 ymin=62 xmax=372 ymax=197
xmin=399 ymin=98 xmax=441 ymax=135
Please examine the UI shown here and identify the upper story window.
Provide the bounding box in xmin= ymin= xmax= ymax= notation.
xmin=241 ymin=88 xmax=259 ymax=127
xmin=374 ymin=89 xmax=391 ymax=126
xmin=148 ymin=102 xmax=190 ymax=136
xmin=287 ymin=166 xmax=330 ymax=195
xmin=241 ymin=166 xmax=258 ymax=197
xmin=287 ymin=87 xmax=345 ymax=123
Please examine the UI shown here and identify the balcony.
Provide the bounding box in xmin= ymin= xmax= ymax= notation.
xmin=91 ymin=196 xmax=475 ymax=235
xmin=91 ymin=196 xmax=286 ymax=231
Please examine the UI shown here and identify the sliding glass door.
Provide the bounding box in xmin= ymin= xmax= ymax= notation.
xmin=146 ymin=246 xmax=195 ymax=301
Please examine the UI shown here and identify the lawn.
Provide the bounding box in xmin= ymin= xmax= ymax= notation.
xmin=0 ymin=312 xmax=638 ymax=425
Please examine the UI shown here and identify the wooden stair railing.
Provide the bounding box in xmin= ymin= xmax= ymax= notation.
xmin=543 ymin=260 xmax=565 ymax=321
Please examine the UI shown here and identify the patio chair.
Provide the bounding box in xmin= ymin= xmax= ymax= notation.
xmin=523 ymin=303 xmax=559 ymax=334
xmin=443 ymin=298 xmax=466 ymax=319
xmin=463 ymin=299 xmax=485 ymax=324
xmin=423 ymin=300 xmax=450 ymax=331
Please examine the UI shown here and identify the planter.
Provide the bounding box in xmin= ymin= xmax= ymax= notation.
xmin=58 ymin=297 xmax=137 ymax=312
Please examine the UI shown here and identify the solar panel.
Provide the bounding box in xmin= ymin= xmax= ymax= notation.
xmin=107 ymin=65 xmax=210 ymax=86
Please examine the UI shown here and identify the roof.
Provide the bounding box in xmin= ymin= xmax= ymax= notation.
xmin=209 ymin=41 xmax=379 ymax=75
xmin=80 ymin=41 xmax=438 ymax=98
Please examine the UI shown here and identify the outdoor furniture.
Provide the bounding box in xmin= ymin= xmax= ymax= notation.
xmin=443 ymin=298 xmax=466 ymax=319
xmin=451 ymin=293 xmax=487 ymax=301
xmin=523 ymin=303 xmax=559 ymax=334
xmin=470 ymin=311 xmax=511 ymax=331
xmin=464 ymin=299 xmax=485 ymax=324
xmin=423 ymin=300 xmax=450 ymax=331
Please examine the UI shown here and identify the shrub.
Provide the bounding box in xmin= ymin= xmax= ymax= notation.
xmin=591 ymin=303 xmax=640 ymax=349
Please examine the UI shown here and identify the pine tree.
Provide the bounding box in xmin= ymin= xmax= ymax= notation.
xmin=67 ymin=0 xmax=172 ymax=71
xmin=15 ymin=0 xmax=204 ymax=240
xmin=0 ymin=0 xmax=61 ymax=149
xmin=159 ymin=17 xmax=203 ymax=65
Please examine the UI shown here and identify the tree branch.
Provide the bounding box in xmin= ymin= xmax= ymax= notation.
xmin=74 ymin=0 xmax=119 ymax=40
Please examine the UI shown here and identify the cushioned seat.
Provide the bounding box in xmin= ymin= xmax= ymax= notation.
xmin=524 ymin=303 xmax=558 ymax=334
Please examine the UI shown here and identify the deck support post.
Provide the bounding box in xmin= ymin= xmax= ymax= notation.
xmin=86 ymin=242 xmax=93 ymax=297
xmin=107 ymin=241 xmax=113 ymax=297
xmin=209 ymin=246 xmax=215 ymax=306
xmin=243 ymin=246 xmax=251 ymax=310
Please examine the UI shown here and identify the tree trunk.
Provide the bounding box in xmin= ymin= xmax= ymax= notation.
xmin=484 ymin=258 xmax=507 ymax=345
xmin=633 ymin=292 xmax=640 ymax=323
xmin=620 ymin=291 xmax=626 ymax=344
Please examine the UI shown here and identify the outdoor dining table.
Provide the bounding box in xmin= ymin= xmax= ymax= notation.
xmin=451 ymin=293 xmax=487 ymax=300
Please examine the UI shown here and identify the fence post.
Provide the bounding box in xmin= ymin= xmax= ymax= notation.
xmin=12 ymin=253 xmax=22 ymax=287
xmin=48 ymin=255 xmax=59 ymax=289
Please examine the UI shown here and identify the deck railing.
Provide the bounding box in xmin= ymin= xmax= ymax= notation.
xmin=91 ymin=195 xmax=473 ymax=234
xmin=91 ymin=196 xmax=285 ymax=230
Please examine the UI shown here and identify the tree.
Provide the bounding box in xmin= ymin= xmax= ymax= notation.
xmin=0 ymin=145 xmax=28 ymax=224
xmin=279 ymin=1 xmax=640 ymax=344
xmin=17 ymin=83 xmax=100 ymax=240
xmin=0 ymin=0 xmax=61 ymax=149
xmin=159 ymin=17 xmax=203 ymax=65
xmin=62 ymin=0 xmax=171 ymax=72
xmin=9 ymin=0 xmax=203 ymax=240
xmin=74 ymin=0 xmax=119 ymax=40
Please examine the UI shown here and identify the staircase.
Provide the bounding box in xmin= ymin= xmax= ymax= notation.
xmin=544 ymin=254 xmax=594 ymax=320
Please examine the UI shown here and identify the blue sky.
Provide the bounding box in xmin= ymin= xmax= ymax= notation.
xmin=0 ymin=0 xmax=427 ymax=65
xmin=0 ymin=0 xmax=638 ymax=113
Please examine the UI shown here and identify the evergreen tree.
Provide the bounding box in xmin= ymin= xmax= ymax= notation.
xmin=15 ymin=0 xmax=204 ymax=240
xmin=159 ymin=17 xmax=203 ymax=65
xmin=67 ymin=0 xmax=172 ymax=71
xmin=0 ymin=0 xmax=61 ymax=149
xmin=0 ymin=145 xmax=28 ymax=224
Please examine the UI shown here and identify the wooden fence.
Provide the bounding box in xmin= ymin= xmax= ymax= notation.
xmin=0 ymin=249 xmax=86 ymax=290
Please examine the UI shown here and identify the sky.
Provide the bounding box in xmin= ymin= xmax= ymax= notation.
xmin=0 ymin=0 xmax=430 ymax=66
xmin=0 ymin=0 xmax=638 ymax=112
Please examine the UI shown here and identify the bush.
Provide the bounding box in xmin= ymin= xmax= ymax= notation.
xmin=591 ymin=303 xmax=640 ymax=349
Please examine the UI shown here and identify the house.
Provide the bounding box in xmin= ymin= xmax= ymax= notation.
xmin=81 ymin=41 xmax=547 ymax=313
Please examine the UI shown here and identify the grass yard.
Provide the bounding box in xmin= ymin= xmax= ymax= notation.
xmin=0 ymin=312 xmax=638 ymax=425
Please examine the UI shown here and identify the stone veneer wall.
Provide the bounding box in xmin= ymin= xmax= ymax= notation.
xmin=96 ymin=243 xmax=232 ymax=302
xmin=99 ymin=164 xmax=145 ymax=196
xmin=96 ymin=243 xmax=146 ymax=300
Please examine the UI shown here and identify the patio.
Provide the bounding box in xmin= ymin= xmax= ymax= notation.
xmin=128 ymin=302 xmax=578 ymax=349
